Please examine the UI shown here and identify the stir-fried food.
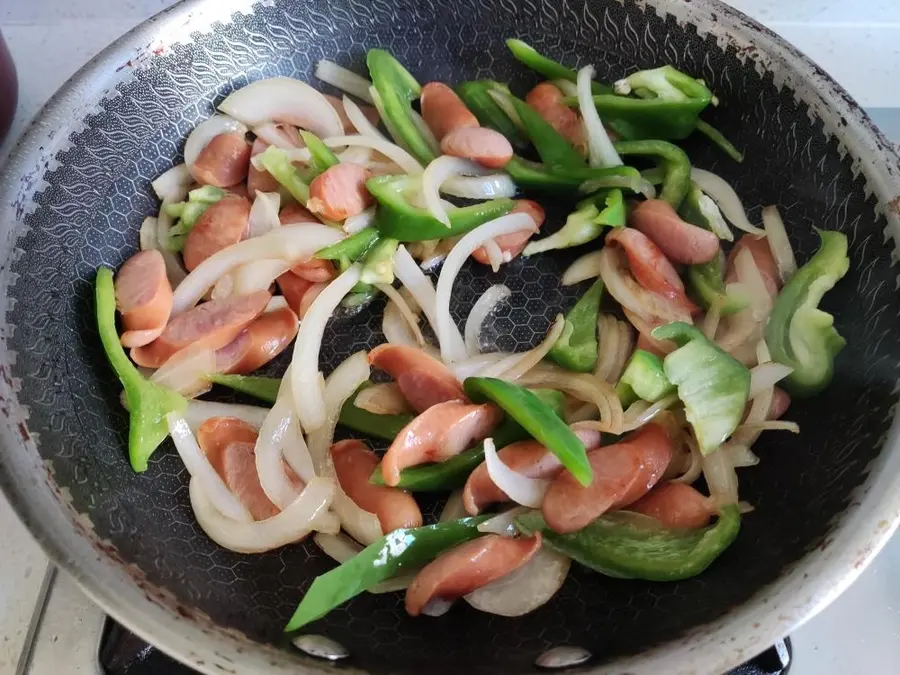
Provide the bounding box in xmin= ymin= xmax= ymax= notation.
xmin=95 ymin=40 xmax=850 ymax=631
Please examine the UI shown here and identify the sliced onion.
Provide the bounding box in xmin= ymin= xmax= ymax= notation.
xmin=496 ymin=314 xmax=565 ymax=381
xmin=322 ymin=134 xmax=422 ymax=175
xmin=465 ymin=285 xmax=511 ymax=356
xmin=233 ymin=259 xmax=292 ymax=297
xmin=442 ymin=173 xmax=518 ymax=199
xmin=552 ymin=79 xmax=579 ymax=97
xmin=382 ymin=292 xmax=423 ymax=347
xmin=172 ymin=224 xmax=342 ymax=314
xmin=439 ymin=490 xmax=467 ymax=522
xmin=690 ymin=168 xmax=767 ymax=236
xmin=265 ymin=296 xmax=289 ymax=313
xmin=562 ymin=250 xmax=605 ymax=286
xmin=702 ymin=296 xmax=723 ymax=340
xmin=593 ymin=314 xmax=620 ymax=383
xmin=190 ymin=476 xmax=338 ymax=553
xmin=149 ymin=345 xmax=215 ymax=398
xmin=183 ymin=400 xmax=270 ymax=432
xmin=724 ymin=443 xmax=760 ymax=468
xmin=610 ymin=319 xmax=635 ymax=383
xmin=252 ymin=122 xmax=301 ymax=149
xmin=716 ymin=247 xmax=773 ymax=356
xmin=448 ymin=352 xmax=516 ymax=381
xmin=598 ymin=247 xmax=691 ymax=325
xmin=749 ymin=363 xmax=793 ymax=398
xmin=184 ymin=115 xmax=248 ymax=169
xmin=697 ymin=192 xmax=733 ymax=241
xmin=519 ymin=364 xmax=624 ymax=435
xmin=344 ymin=206 xmax=376 ymax=235
xmin=167 ymin=412 xmax=252 ymax=523
xmin=342 ymin=95 xmax=385 ymax=140
xmin=140 ymin=216 xmax=159 ymax=251
xmin=315 ymin=60 xmax=374 ymax=102
xmin=436 ymin=214 xmax=537 ymax=363
xmin=477 ymin=506 xmax=531 ymax=536
xmin=622 ymin=394 xmax=679 ymax=432
xmin=337 ymin=146 xmax=375 ymax=165
xmin=290 ymin=265 xmax=363 ymax=431
xmin=219 ymin=76 xmax=344 ymax=139
xmin=354 ymin=382 xmax=413 ymax=415
xmin=734 ymin=420 xmax=800 ymax=434
xmin=422 ymin=597 xmax=455 ymax=617
xmin=378 ymin=283 xmax=425 ymax=348
xmin=577 ymin=65 xmax=621 ymax=167
xmin=762 ymin=205 xmax=797 ymax=283
xmin=484 ymin=438 xmax=550 ymax=508
xmin=487 ymin=89 xmax=523 ymax=130
xmin=674 ymin=435 xmax=704 ymax=484
xmin=395 ymin=245 xmax=467 ymax=359
xmin=482 ymin=240 xmax=505 ymax=272
xmin=702 ymin=447 xmax=739 ymax=505
xmin=464 ymin=547 xmax=570 ymax=617
xmin=411 ymin=109 xmax=441 ymax=157
xmin=247 ymin=191 xmax=281 ymax=239
xmin=151 ymin=163 xmax=192 ymax=201
xmin=422 ymin=157 xmax=486 ymax=226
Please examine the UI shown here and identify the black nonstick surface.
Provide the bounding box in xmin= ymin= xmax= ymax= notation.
xmin=5 ymin=0 xmax=900 ymax=673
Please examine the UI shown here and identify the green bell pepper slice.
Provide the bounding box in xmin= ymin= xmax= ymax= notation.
xmin=359 ymin=237 xmax=399 ymax=286
xmin=258 ymin=145 xmax=310 ymax=204
xmin=515 ymin=505 xmax=741 ymax=581
xmin=315 ymin=227 xmax=380 ymax=262
xmin=653 ymin=322 xmax=750 ymax=455
xmin=523 ymin=189 xmax=625 ymax=255
xmin=366 ymin=49 xmax=435 ymax=165
xmin=696 ymin=120 xmax=744 ymax=163
xmin=506 ymin=39 xmax=613 ymax=95
xmin=299 ymin=131 xmax=339 ymax=175
xmin=95 ymin=267 xmax=186 ymax=472
xmin=165 ymin=186 xmax=229 ymax=250
xmin=615 ymin=349 xmax=676 ymax=408
xmin=505 ymin=156 xmax=646 ymax=196
xmin=765 ymin=230 xmax=849 ymax=397
xmin=285 ymin=515 xmax=490 ymax=631
xmin=510 ymin=94 xmax=586 ymax=169
xmin=465 ymin=377 xmax=592 ymax=486
xmin=457 ymin=80 xmax=530 ymax=149
xmin=614 ymin=139 xmax=692 ymax=209
xmin=369 ymin=388 xmax=566 ymax=491
xmin=207 ymin=373 xmax=280 ymax=403
xmin=548 ymin=279 xmax=605 ymax=372
xmin=366 ymin=175 xmax=516 ymax=241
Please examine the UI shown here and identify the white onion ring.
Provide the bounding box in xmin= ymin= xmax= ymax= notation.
xmin=247 ymin=191 xmax=281 ymax=239
xmin=598 ymin=247 xmax=691 ymax=325
xmin=229 ymin=259 xmax=291 ymax=298
xmin=149 ymin=345 xmax=215 ymax=399
xmin=749 ymin=363 xmax=793 ymax=398
xmin=219 ymin=76 xmax=344 ymax=139
xmin=322 ymin=134 xmax=422 ymax=175
xmin=342 ymin=95 xmax=386 ymax=140
xmin=622 ymin=394 xmax=679 ymax=432
xmin=252 ymin=123 xmax=301 ymax=149
xmin=464 ymin=547 xmax=570 ymax=617
xmin=140 ymin=217 xmax=159 ymax=252
xmin=610 ymin=319 xmax=634 ymax=383
xmin=674 ymin=435 xmax=704 ymax=485
xmin=435 ymin=214 xmax=537 ymax=363
xmin=448 ymin=352 xmax=516 ymax=381
xmin=183 ymin=400 xmax=270 ymax=432
xmin=315 ymin=61 xmax=375 ymax=103
xmin=495 ymin=314 xmax=565 ymax=381
xmin=190 ymin=476 xmax=338 ymax=553
xmin=465 ymin=285 xmax=511 ymax=357
xmin=167 ymin=412 xmax=252 ymax=523
xmin=762 ymin=205 xmax=797 ymax=283
xmin=577 ymin=65 xmax=622 ymax=167
xmin=690 ymin=168 xmax=767 ymax=236
xmin=151 ymin=163 xmax=192 ymax=201
xmin=354 ymin=382 xmax=412 ymax=415
xmin=519 ymin=364 xmax=624 ymax=435
xmin=702 ymin=448 xmax=739 ymax=505
xmin=378 ymin=283 xmax=426 ymax=348
xmin=422 ymin=157 xmax=485 ymax=226
xmin=562 ymin=250 xmax=605 ymax=286
xmin=184 ymin=115 xmax=248 ymax=169
xmin=477 ymin=506 xmax=531 ymax=536
xmin=594 ymin=314 xmax=620 ymax=383
xmin=484 ymin=437 xmax=550 ymax=508
xmin=441 ymin=174 xmax=518 ymax=200
xmin=344 ymin=206 xmax=376 ymax=235
xmin=290 ymin=265 xmax=363 ymax=431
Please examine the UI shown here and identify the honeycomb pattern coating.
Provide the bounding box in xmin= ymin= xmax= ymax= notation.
xmin=4 ymin=0 xmax=900 ymax=673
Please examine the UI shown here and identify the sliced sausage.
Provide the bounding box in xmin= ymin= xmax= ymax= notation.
xmin=525 ymin=82 xmax=585 ymax=152
xmin=769 ymin=386 xmax=790 ymax=420
xmin=368 ymin=344 xmax=466 ymax=413
xmin=247 ymin=138 xmax=281 ymax=195
xmin=307 ymin=163 xmax=373 ymax=222
xmin=324 ymin=94 xmax=380 ymax=134
xmin=279 ymin=201 xmax=320 ymax=225
xmin=630 ymin=199 xmax=720 ymax=265
xmin=182 ymin=195 xmax=251 ymax=272
xmin=629 ymin=481 xmax=714 ymax=529
xmin=462 ymin=427 xmax=603 ymax=515
xmin=381 ymin=401 xmax=502 ymax=487
xmin=420 ymin=82 xmax=480 ymax=141
xmin=198 ymin=416 xmax=259 ymax=459
xmin=296 ymin=281 xmax=327 ymax=319
xmin=472 ymin=200 xmax=545 ymax=266
xmin=115 ymin=250 xmax=173 ymax=348
xmin=606 ymin=228 xmax=699 ymax=316
xmin=725 ymin=234 xmax=780 ymax=297
xmin=214 ymin=328 xmax=253 ymax=374
xmin=223 ymin=305 xmax=298 ymax=375
xmin=440 ymin=127 xmax=513 ymax=169
xmin=191 ymin=132 xmax=252 ymax=188
xmin=542 ymin=422 xmax=674 ymax=534
xmin=130 ymin=290 xmax=270 ymax=368
xmin=405 ymin=533 xmax=542 ymax=617
xmin=290 ymin=257 xmax=336 ymax=282
xmin=330 ymin=439 xmax=423 ymax=533
xmin=276 ymin=271 xmax=313 ymax=316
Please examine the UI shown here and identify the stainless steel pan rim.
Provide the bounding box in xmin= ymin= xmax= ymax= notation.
xmin=0 ymin=0 xmax=898 ymax=673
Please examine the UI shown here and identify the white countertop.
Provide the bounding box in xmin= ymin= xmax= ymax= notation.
xmin=1 ymin=2 xmax=900 ymax=674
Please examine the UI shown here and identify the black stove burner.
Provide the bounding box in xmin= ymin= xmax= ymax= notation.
xmin=99 ymin=619 xmax=792 ymax=674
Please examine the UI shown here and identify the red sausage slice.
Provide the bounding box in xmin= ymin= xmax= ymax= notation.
xmin=368 ymin=344 xmax=466 ymax=413
xmin=279 ymin=201 xmax=320 ymax=225
xmin=381 ymin=401 xmax=502 ymax=487
xmin=182 ymin=195 xmax=251 ymax=272
xmin=307 ymin=163 xmax=373 ymax=222
xmin=629 ymin=481 xmax=714 ymax=529
xmin=247 ymin=138 xmax=281 ymax=195
xmin=440 ymin=127 xmax=513 ymax=169
xmin=525 ymin=82 xmax=585 ymax=152
xmin=290 ymin=258 xmax=336 ymax=282
xmin=276 ymin=271 xmax=313 ymax=316
xmin=115 ymin=250 xmax=174 ymax=348
xmin=471 ymin=200 xmax=545 ymax=266
xmin=223 ymin=305 xmax=299 ymax=375
xmin=420 ymin=82 xmax=480 ymax=141
xmin=130 ymin=290 xmax=270 ymax=368
xmin=330 ymin=439 xmax=423 ymax=533
xmin=191 ymin=132 xmax=252 ymax=188
xmin=405 ymin=533 xmax=542 ymax=617
xmin=629 ymin=199 xmax=720 ymax=265
xmin=541 ymin=423 xmax=674 ymax=533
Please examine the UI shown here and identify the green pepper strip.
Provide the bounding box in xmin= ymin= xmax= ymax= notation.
xmin=285 ymin=515 xmax=490 ymax=632
xmin=367 ymin=175 xmax=516 ymax=241
xmin=652 ymin=322 xmax=749 ymax=455
xmin=696 ymin=120 xmax=744 ymax=163
xmin=299 ymin=131 xmax=340 ymax=175
xmin=764 ymin=230 xmax=849 ymax=397
xmin=515 ymin=505 xmax=741 ymax=581
xmin=548 ymin=279 xmax=605 ymax=372
xmin=366 ymin=49 xmax=436 ymax=166
xmin=565 ymin=91 xmax=710 ymax=142
xmin=615 ymin=349 xmax=675 ymax=408
xmin=95 ymin=268 xmax=186 ymax=472
xmin=369 ymin=389 xmax=566 ymax=491
xmin=523 ymin=189 xmax=625 ymax=255
xmin=510 ymin=95 xmax=586 ymax=169
xmin=464 ymin=377 xmax=592 ymax=486
xmin=207 ymin=373 xmax=280 ymax=403
xmin=359 ymin=237 xmax=399 ymax=285
xmin=258 ymin=145 xmax=310 ymax=204
xmin=614 ymin=140 xmax=692 ymax=209
xmin=315 ymin=227 xmax=380 ymax=262
xmin=505 ymin=156 xmax=644 ymax=196
xmin=505 ymin=39 xmax=613 ymax=95
xmin=456 ymin=80 xmax=530 ymax=149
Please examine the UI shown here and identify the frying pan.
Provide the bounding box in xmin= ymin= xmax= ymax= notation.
xmin=1 ymin=0 xmax=900 ymax=673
